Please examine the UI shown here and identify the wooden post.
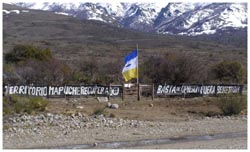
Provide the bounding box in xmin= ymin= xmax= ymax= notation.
xmin=239 ymin=85 xmax=243 ymax=96
xmin=137 ymin=83 xmax=140 ymax=101
xmin=152 ymin=84 xmax=154 ymax=100
xmin=79 ymin=85 xmax=81 ymax=99
xmin=95 ymin=84 xmax=97 ymax=99
xmin=47 ymin=85 xmax=49 ymax=99
xmin=6 ymin=84 xmax=10 ymax=96
xmin=108 ymin=84 xmax=111 ymax=100
xmin=122 ymin=84 xmax=125 ymax=101
xmin=215 ymin=85 xmax=217 ymax=96
xmin=64 ymin=85 xmax=66 ymax=100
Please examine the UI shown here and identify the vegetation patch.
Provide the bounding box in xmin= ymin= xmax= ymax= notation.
xmin=212 ymin=61 xmax=245 ymax=83
xmin=92 ymin=107 xmax=106 ymax=116
xmin=3 ymin=95 xmax=49 ymax=115
xmin=217 ymin=94 xmax=247 ymax=116
xmin=5 ymin=44 xmax=53 ymax=63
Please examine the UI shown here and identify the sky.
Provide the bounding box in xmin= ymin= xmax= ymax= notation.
xmin=3 ymin=0 xmax=249 ymax=3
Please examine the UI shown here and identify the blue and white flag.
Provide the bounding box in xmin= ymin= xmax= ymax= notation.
xmin=122 ymin=50 xmax=138 ymax=81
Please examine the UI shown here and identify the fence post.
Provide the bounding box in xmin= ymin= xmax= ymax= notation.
xmin=95 ymin=84 xmax=97 ymax=99
xmin=108 ymin=84 xmax=111 ymax=100
xmin=47 ymin=85 xmax=49 ymax=99
xmin=122 ymin=84 xmax=125 ymax=101
xmin=182 ymin=84 xmax=185 ymax=98
xmin=79 ymin=85 xmax=81 ymax=99
xmin=240 ymin=85 xmax=243 ymax=95
xmin=215 ymin=85 xmax=217 ymax=96
xmin=152 ymin=84 xmax=154 ymax=100
xmin=64 ymin=85 xmax=66 ymax=100
xmin=137 ymin=83 xmax=140 ymax=101
xmin=29 ymin=84 xmax=33 ymax=98
xmin=6 ymin=84 xmax=10 ymax=96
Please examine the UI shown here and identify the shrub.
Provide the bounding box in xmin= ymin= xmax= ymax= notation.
xmin=3 ymin=44 xmax=74 ymax=84
xmin=212 ymin=61 xmax=245 ymax=83
xmin=5 ymin=44 xmax=53 ymax=63
xmin=92 ymin=107 xmax=106 ymax=115
xmin=109 ymin=113 xmax=116 ymax=118
xmin=3 ymin=95 xmax=49 ymax=115
xmin=217 ymin=94 xmax=246 ymax=116
xmin=140 ymin=53 xmax=206 ymax=84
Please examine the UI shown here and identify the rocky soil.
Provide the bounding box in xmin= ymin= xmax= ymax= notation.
xmin=3 ymin=112 xmax=247 ymax=149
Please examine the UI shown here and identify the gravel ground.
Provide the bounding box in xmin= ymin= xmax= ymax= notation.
xmin=3 ymin=113 xmax=247 ymax=149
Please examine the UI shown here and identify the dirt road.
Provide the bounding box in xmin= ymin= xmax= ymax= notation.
xmin=134 ymin=136 xmax=247 ymax=149
xmin=3 ymin=97 xmax=248 ymax=149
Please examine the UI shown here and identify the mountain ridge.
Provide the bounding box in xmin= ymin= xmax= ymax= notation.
xmin=8 ymin=2 xmax=247 ymax=36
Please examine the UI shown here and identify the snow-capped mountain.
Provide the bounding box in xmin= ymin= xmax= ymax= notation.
xmin=8 ymin=2 xmax=247 ymax=36
xmin=155 ymin=3 xmax=247 ymax=35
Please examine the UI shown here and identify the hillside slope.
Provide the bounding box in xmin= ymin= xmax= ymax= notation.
xmin=3 ymin=3 xmax=247 ymax=69
xmin=11 ymin=2 xmax=247 ymax=36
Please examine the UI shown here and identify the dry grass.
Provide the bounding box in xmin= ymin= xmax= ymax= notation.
xmin=42 ymin=96 xmax=238 ymax=121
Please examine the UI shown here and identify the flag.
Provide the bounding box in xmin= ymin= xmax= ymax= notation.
xmin=122 ymin=50 xmax=138 ymax=82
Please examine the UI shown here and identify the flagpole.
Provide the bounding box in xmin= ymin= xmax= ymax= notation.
xmin=136 ymin=44 xmax=139 ymax=85
xmin=137 ymin=43 xmax=140 ymax=101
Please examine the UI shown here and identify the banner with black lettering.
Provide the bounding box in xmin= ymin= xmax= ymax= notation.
xmin=4 ymin=85 xmax=122 ymax=97
xmin=156 ymin=84 xmax=243 ymax=96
